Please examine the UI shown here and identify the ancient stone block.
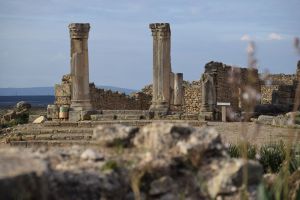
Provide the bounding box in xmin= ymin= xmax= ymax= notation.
xmin=47 ymin=104 xmax=59 ymax=119
xmin=55 ymin=83 xmax=71 ymax=97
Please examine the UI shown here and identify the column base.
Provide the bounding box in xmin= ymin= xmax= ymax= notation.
xmin=70 ymin=99 xmax=93 ymax=111
xmin=69 ymin=100 xmax=96 ymax=121
xmin=69 ymin=109 xmax=98 ymax=122
xmin=149 ymin=102 xmax=169 ymax=115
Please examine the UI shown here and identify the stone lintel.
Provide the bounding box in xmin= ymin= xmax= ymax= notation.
xmin=69 ymin=23 xmax=90 ymax=39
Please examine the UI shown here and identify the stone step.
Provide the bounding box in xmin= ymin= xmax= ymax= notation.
xmin=91 ymin=114 xmax=117 ymax=121
xmin=42 ymin=120 xmax=206 ymax=128
xmin=9 ymin=140 xmax=97 ymax=147
xmin=7 ymin=133 xmax=93 ymax=142
xmin=6 ymin=120 xmax=207 ymax=147
xmin=90 ymin=120 xmax=206 ymax=127
xmin=9 ymin=127 xmax=93 ymax=135
xmin=91 ymin=114 xmax=146 ymax=121
xmin=101 ymin=110 xmax=149 ymax=115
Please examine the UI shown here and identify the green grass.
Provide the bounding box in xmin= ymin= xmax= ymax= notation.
xmin=228 ymin=141 xmax=300 ymax=174
xmin=228 ymin=143 xmax=257 ymax=160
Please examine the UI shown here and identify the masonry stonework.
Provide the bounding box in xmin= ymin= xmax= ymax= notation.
xmin=55 ymin=79 xmax=151 ymax=111
xmin=89 ymin=83 xmax=151 ymax=110
xmin=204 ymin=61 xmax=261 ymax=112
xmin=182 ymin=81 xmax=202 ymax=113
xmin=260 ymin=74 xmax=295 ymax=104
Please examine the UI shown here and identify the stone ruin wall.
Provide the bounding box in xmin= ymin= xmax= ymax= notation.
xmin=182 ymin=81 xmax=202 ymax=113
xmin=55 ymin=62 xmax=293 ymax=114
xmin=260 ymin=74 xmax=296 ymax=104
xmin=89 ymin=84 xmax=151 ymax=110
xmin=134 ymin=62 xmax=262 ymax=114
xmin=204 ymin=62 xmax=261 ymax=112
xmin=140 ymin=82 xmax=202 ymax=113
xmin=54 ymin=75 xmax=151 ymax=110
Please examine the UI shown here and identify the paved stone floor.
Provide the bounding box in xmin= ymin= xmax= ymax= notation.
xmin=208 ymin=122 xmax=300 ymax=146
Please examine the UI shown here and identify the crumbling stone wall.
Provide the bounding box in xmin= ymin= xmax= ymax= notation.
xmin=55 ymin=75 xmax=151 ymax=110
xmin=140 ymin=82 xmax=202 ymax=113
xmin=183 ymin=81 xmax=202 ymax=113
xmin=260 ymin=74 xmax=296 ymax=104
xmin=140 ymin=62 xmax=261 ymax=113
xmin=204 ymin=61 xmax=261 ymax=112
xmin=54 ymin=74 xmax=72 ymax=106
xmin=260 ymin=85 xmax=279 ymax=104
xmin=89 ymin=83 xmax=151 ymax=110
xmin=55 ymin=60 xmax=262 ymax=114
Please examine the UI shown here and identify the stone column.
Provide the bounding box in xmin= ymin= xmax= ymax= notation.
xmin=149 ymin=23 xmax=171 ymax=113
xmin=174 ymin=73 xmax=183 ymax=106
xmin=69 ymin=23 xmax=92 ymax=111
xmin=169 ymin=72 xmax=175 ymax=106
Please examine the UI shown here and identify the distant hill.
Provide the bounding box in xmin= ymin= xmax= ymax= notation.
xmin=95 ymin=85 xmax=137 ymax=95
xmin=0 ymin=87 xmax=55 ymax=96
xmin=0 ymin=86 xmax=137 ymax=96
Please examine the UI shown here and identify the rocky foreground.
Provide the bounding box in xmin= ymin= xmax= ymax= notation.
xmin=0 ymin=123 xmax=298 ymax=200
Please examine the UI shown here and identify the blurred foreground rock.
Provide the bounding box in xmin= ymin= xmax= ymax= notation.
xmin=0 ymin=123 xmax=266 ymax=199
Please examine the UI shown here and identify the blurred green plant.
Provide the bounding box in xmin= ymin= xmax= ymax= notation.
xmin=0 ymin=113 xmax=29 ymax=128
xmin=259 ymin=142 xmax=286 ymax=173
xmin=228 ymin=143 xmax=256 ymax=159
xmin=101 ymin=160 xmax=119 ymax=171
xmin=227 ymin=141 xmax=300 ymax=174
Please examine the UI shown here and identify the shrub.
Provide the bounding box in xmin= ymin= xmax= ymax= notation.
xmin=289 ymin=145 xmax=300 ymax=173
xmin=228 ymin=144 xmax=240 ymax=158
xmin=259 ymin=142 xmax=286 ymax=173
xmin=227 ymin=143 xmax=256 ymax=159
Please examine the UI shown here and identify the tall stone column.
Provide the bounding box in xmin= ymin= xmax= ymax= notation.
xmin=169 ymin=72 xmax=175 ymax=106
xmin=149 ymin=23 xmax=172 ymax=113
xmin=174 ymin=73 xmax=183 ymax=106
xmin=69 ymin=23 xmax=92 ymax=111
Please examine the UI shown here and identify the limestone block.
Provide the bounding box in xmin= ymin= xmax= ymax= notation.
xmin=33 ymin=116 xmax=47 ymax=124
xmin=47 ymin=104 xmax=59 ymax=119
xmin=55 ymin=83 xmax=71 ymax=97
xmin=257 ymin=115 xmax=274 ymax=125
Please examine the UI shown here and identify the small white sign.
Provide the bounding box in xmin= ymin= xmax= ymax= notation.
xmin=217 ymin=102 xmax=231 ymax=106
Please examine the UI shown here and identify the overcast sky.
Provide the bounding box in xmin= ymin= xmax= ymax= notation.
xmin=0 ymin=0 xmax=299 ymax=89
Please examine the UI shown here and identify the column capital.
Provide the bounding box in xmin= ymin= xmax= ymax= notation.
xmin=149 ymin=23 xmax=170 ymax=37
xmin=69 ymin=23 xmax=90 ymax=39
